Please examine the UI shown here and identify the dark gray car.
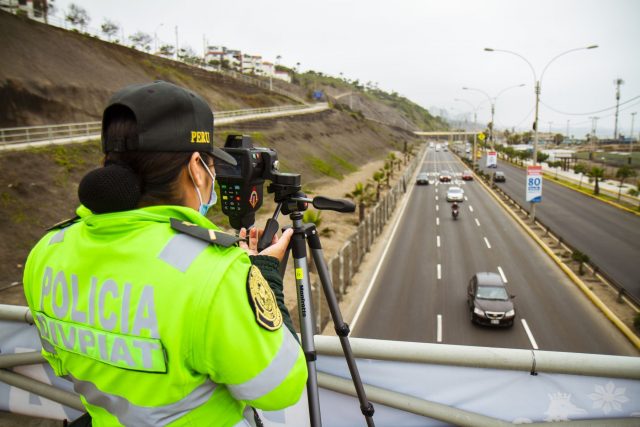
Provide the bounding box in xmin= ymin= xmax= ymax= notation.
xmin=467 ymin=272 xmax=515 ymax=327
xmin=416 ymin=172 xmax=430 ymax=185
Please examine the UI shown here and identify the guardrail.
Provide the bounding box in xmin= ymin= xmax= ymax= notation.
xmin=0 ymin=104 xmax=326 ymax=147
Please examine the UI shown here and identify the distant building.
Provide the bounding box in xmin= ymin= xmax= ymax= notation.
xmin=274 ymin=70 xmax=291 ymax=83
xmin=1 ymin=0 xmax=49 ymax=21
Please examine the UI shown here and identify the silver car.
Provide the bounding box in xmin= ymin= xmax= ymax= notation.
xmin=446 ymin=186 xmax=464 ymax=202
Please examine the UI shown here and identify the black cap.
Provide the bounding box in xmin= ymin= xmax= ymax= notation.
xmin=101 ymin=81 xmax=236 ymax=165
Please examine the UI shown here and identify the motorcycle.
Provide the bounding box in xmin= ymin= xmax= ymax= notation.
xmin=451 ymin=203 xmax=459 ymax=220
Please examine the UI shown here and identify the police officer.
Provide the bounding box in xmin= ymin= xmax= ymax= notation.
xmin=23 ymin=81 xmax=307 ymax=426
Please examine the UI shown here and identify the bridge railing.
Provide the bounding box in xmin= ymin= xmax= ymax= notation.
xmin=0 ymin=104 xmax=326 ymax=147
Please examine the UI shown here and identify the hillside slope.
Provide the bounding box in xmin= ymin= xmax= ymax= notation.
xmin=0 ymin=10 xmax=428 ymax=297
xmin=0 ymin=11 xmax=293 ymax=127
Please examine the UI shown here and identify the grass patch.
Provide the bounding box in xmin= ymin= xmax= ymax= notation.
xmin=331 ymin=154 xmax=357 ymax=173
xmin=307 ymin=156 xmax=343 ymax=180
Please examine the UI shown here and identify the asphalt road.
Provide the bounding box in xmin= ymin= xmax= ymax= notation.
xmin=478 ymin=157 xmax=640 ymax=301
xmin=350 ymin=148 xmax=637 ymax=356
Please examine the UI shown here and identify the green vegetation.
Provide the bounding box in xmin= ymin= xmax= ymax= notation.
xmin=308 ymin=156 xmax=343 ymax=180
xmin=293 ymin=71 xmax=448 ymax=131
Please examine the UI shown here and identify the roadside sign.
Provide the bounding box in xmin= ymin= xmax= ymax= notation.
xmin=478 ymin=132 xmax=486 ymax=141
xmin=526 ymin=165 xmax=543 ymax=203
xmin=486 ymin=151 xmax=497 ymax=168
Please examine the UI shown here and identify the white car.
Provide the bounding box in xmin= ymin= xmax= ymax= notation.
xmin=446 ymin=186 xmax=464 ymax=202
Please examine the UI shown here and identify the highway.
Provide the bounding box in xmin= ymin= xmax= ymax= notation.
xmin=350 ymin=147 xmax=637 ymax=356
xmin=477 ymin=157 xmax=640 ymax=301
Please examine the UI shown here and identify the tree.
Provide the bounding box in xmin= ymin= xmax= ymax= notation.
xmin=553 ymin=133 xmax=564 ymax=145
xmin=65 ymin=3 xmax=90 ymax=31
xmin=346 ymin=182 xmax=373 ymax=224
xmin=101 ymin=19 xmax=119 ymax=41
xmin=537 ymin=152 xmax=549 ymax=163
xmin=371 ymin=170 xmax=386 ymax=202
xmin=522 ymin=131 xmax=533 ymax=144
xmin=615 ymin=165 xmax=637 ymax=200
xmin=159 ymin=44 xmax=175 ymax=57
xmin=129 ymin=31 xmax=152 ymax=52
xmin=571 ymin=250 xmax=590 ymax=275
xmin=588 ymin=167 xmax=605 ymax=195
xmin=573 ymin=163 xmax=588 ymax=188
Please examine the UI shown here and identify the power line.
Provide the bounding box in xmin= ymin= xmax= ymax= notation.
xmin=539 ymin=94 xmax=640 ymax=116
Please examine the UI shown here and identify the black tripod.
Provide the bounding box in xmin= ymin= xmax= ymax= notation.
xmin=258 ymin=181 xmax=375 ymax=427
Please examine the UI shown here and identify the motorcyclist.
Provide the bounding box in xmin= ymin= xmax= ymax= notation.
xmin=451 ymin=202 xmax=460 ymax=218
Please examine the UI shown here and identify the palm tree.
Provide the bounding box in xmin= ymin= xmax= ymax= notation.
xmin=615 ymin=165 xmax=637 ymax=200
xmin=371 ymin=170 xmax=386 ymax=202
xmin=346 ymin=182 xmax=372 ymax=224
xmin=573 ymin=163 xmax=588 ymax=188
xmin=588 ymin=167 xmax=605 ymax=195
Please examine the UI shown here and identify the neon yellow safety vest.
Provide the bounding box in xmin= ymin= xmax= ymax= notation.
xmin=23 ymin=205 xmax=307 ymax=426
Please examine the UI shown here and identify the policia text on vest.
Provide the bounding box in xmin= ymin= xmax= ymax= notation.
xmin=35 ymin=266 xmax=166 ymax=373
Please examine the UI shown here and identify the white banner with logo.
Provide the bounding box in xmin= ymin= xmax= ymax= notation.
xmin=2 ymin=320 xmax=640 ymax=425
xmin=526 ymin=165 xmax=543 ymax=203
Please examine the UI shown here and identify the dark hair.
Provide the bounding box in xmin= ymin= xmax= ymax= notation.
xmin=78 ymin=106 xmax=211 ymax=213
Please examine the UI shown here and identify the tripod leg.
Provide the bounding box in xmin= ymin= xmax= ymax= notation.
xmin=306 ymin=226 xmax=376 ymax=427
xmin=290 ymin=218 xmax=322 ymax=427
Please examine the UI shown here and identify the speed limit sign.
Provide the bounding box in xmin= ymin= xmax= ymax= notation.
xmin=526 ymin=165 xmax=543 ymax=203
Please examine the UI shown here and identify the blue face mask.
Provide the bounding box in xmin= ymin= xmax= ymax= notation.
xmin=191 ymin=157 xmax=217 ymax=216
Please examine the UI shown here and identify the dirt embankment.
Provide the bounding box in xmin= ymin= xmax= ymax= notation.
xmin=0 ymin=11 xmax=294 ymax=127
xmin=0 ymin=108 xmax=419 ymax=303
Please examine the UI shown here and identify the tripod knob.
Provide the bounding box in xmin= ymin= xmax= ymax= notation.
xmin=313 ymin=196 xmax=355 ymax=213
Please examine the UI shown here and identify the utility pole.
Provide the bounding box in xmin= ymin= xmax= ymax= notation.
xmin=614 ymin=78 xmax=624 ymax=140
xmin=174 ymin=26 xmax=179 ymax=60
xmin=630 ymin=112 xmax=637 ymax=161
xmin=589 ymin=116 xmax=599 ymax=159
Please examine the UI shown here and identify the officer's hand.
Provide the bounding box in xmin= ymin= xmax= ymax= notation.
xmin=259 ymin=228 xmax=293 ymax=261
xmin=239 ymin=227 xmax=259 ymax=256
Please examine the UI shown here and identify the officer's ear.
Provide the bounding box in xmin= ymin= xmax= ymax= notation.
xmin=187 ymin=153 xmax=206 ymax=187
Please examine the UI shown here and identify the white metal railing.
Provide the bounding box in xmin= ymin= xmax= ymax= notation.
xmin=2 ymin=304 xmax=639 ymax=426
xmin=0 ymin=103 xmax=328 ymax=148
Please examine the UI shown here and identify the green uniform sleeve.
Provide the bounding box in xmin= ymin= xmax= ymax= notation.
xmin=250 ymin=255 xmax=297 ymax=339
xmin=194 ymin=252 xmax=307 ymax=411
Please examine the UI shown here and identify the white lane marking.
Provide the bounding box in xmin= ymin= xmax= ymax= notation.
xmin=521 ymin=319 xmax=539 ymax=350
xmin=437 ymin=315 xmax=443 ymax=343
xmin=484 ymin=237 xmax=492 ymax=249
xmin=436 ymin=235 xmax=441 ymax=248
xmin=475 ymin=218 xmax=481 ymax=227
xmin=436 ymin=217 xmax=440 ymax=226
xmin=435 ymin=195 xmax=439 ymax=201
xmin=469 ymin=205 xmax=474 ymax=212
xmin=437 ymin=264 xmax=442 ymax=280
xmin=498 ymin=266 xmax=508 ymax=283
xmin=436 ymin=205 xmax=439 ymax=211
xmin=464 ymin=196 xmax=468 ymax=201
xmin=350 ymin=150 xmax=428 ymax=333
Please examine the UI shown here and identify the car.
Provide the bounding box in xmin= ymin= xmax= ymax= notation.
xmin=446 ymin=186 xmax=464 ymax=202
xmin=416 ymin=172 xmax=430 ymax=185
xmin=493 ymin=171 xmax=506 ymax=182
xmin=435 ymin=144 xmax=441 ymax=152
xmin=461 ymin=170 xmax=473 ymax=181
xmin=443 ymin=146 xmax=448 ymax=152
xmin=467 ymin=272 xmax=516 ymax=327
xmin=438 ymin=170 xmax=452 ymax=182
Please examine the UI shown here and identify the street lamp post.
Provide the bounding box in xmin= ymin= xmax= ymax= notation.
xmin=484 ymin=45 xmax=598 ymax=222
xmin=462 ymin=84 xmax=525 ymax=149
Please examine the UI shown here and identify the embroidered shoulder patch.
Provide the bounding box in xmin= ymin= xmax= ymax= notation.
xmin=247 ymin=265 xmax=283 ymax=331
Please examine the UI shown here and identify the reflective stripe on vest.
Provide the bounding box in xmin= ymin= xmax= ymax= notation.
xmin=227 ymin=329 xmax=300 ymax=401
xmin=49 ymin=229 xmax=66 ymax=245
xmin=157 ymin=233 xmax=209 ymax=272
xmin=70 ymin=375 xmax=217 ymax=426
xmin=35 ymin=311 xmax=167 ymax=373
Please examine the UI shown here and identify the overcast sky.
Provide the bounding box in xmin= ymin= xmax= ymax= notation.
xmin=52 ymin=0 xmax=640 ymax=138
